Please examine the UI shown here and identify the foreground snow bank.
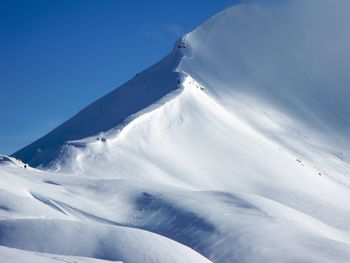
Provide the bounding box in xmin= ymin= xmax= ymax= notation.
xmin=0 ymin=218 xmax=212 ymax=263
xmin=0 ymin=246 xmax=121 ymax=263
xmin=1 ymin=159 xmax=350 ymax=263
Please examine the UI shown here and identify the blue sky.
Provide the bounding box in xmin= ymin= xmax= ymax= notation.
xmin=0 ymin=0 xmax=241 ymax=154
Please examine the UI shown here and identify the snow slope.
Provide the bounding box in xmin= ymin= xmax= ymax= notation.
xmin=13 ymin=52 xmax=182 ymax=168
xmin=177 ymin=0 xmax=350 ymax=182
xmin=0 ymin=165 xmax=213 ymax=263
xmin=4 ymin=0 xmax=350 ymax=262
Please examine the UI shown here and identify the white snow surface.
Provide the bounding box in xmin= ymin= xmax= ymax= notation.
xmin=3 ymin=1 xmax=350 ymax=262
xmin=0 ymin=246 xmax=121 ymax=263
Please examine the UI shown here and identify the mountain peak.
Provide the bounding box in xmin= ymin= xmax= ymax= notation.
xmin=3 ymin=2 xmax=350 ymax=262
xmin=13 ymin=48 xmax=184 ymax=167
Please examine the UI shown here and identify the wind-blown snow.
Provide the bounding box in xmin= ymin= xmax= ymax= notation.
xmin=3 ymin=0 xmax=350 ymax=262
xmin=178 ymin=0 xmax=350 ymax=178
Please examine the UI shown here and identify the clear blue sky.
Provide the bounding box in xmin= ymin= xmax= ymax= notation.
xmin=0 ymin=0 xmax=241 ymax=155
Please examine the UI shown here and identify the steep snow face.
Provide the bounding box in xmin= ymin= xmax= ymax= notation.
xmin=178 ymin=0 xmax=350 ymax=164
xmin=14 ymin=1 xmax=350 ymax=173
xmin=13 ymin=52 xmax=182 ymax=167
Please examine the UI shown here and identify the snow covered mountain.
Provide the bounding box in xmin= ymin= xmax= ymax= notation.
xmin=2 ymin=1 xmax=350 ymax=262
